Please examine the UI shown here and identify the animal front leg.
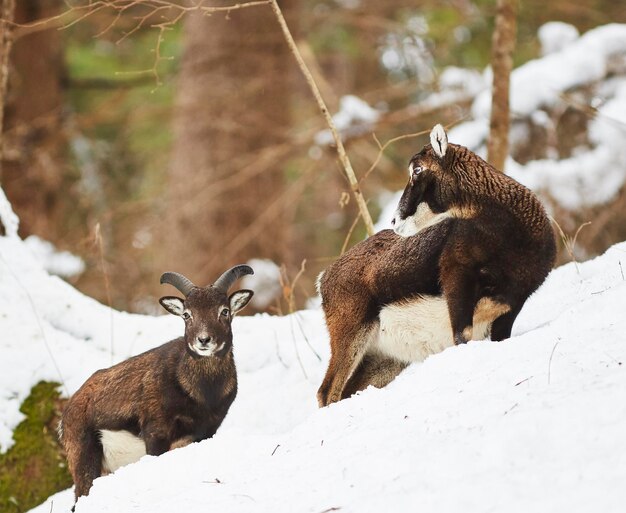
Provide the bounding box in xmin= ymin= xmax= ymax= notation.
xmin=490 ymin=303 xmax=522 ymax=341
xmin=143 ymin=423 xmax=171 ymax=456
xmin=443 ymin=270 xmax=478 ymax=345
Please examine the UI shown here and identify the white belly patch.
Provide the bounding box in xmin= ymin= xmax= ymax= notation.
xmin=100 ymin=429 xmax=146 ymax=474
xmin=372 ymin=296 xmax=509 ymax=363
xmin=99 ymin=430 xmax=195 ymax=474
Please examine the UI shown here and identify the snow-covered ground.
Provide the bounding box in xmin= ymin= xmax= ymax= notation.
xmin=0 ymin=186 xmax=624 ymax=512
xmin=1 ymin=18 xmax=625 ymax=513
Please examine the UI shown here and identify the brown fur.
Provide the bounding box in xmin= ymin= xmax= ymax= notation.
xmin=60 ymin=269 xmax=253 ymax=503
xmin=432 ymin=144 xmax=550 ymax=238
xmin=317 ymin=128 xmax=556 ymax=406
xmin=60 ymin=338 xmax=237 ymax=499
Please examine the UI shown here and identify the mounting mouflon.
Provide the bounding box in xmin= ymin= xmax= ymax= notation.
xmin=59 ymin=265 xmax=254 ymax=503
xmin=317 ymin=124 xmax=556 ymax=407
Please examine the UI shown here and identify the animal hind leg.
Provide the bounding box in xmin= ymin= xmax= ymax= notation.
xmin=491 ymin=303 xmax=523 ymax=341
xmin=66 ymin=428 xmax=103 ymax=501
xmin=342 ymin=352 xmax=408 ymax=400
xmin=317 ymin=322 xmax=378 ymax=407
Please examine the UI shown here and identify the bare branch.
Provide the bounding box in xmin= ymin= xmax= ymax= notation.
xmin=267 ymin=0 xmax=375 ymax=236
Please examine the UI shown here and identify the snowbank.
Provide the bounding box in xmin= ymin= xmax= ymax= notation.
xmin=23 ymin=235 xmax=85 ymax=279
xmin=2 ymin=21 xmax=626 ymax=513
xmin=5 ymin=230 xmax=622 ymax=512
xmin=449 ymin=23 xmax=626 ymax=211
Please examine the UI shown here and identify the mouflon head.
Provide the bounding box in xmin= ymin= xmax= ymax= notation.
xmin=392 ymin=124 xmax=456 ymax=236
xmin=159 ymin=266 xmax=254 ymax=357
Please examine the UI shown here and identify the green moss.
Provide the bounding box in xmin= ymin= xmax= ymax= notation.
xmin=0 ymin=382 xmax=72 ymax=513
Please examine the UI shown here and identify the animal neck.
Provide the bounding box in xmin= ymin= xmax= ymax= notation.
xmin=176 ymin=344 xmax=235 ymax=403
xmin=443 ymin=145 xmax=549 ymax=236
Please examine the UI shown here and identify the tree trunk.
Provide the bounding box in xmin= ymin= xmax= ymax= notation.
xmin=166 ymin=1 xmax=296 ymax=283
xmin=0 ymin=0 xmax=15 ymax=236
xmin=487 ymin=0 xmax=518 ymax=172
xmin=1 ymin=0 xmax=67 ymax=239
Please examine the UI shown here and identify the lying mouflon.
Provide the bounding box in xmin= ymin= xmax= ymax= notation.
xmin=59 ymin=266 xmax=254 ymax=503
xmin=317 ymin=124 xmax=556 ymax=406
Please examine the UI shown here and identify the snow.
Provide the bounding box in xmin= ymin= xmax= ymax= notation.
xmin=315 ymin=95 xmax=381 ymax=145
xmin=1 ymin=202 xmax=622 ymax=512
xmin=438 ymin=66 xmax=483 ymax=93
xmin=472 ymin=24 xmax=626 ymax=120
xmin=427 ymin=23 xmax=626 ymax=211
xmin=374 ymin=190 xmax=402 ymax=231
xmin=379 ymin=15 xmax=434 ymax=84
xmin=1 ymin=21 xmax=625 ymax=513
xmin=538 ymin=22 xmax=580 ymax=56
xmin=0 ymin=186 xmax=19 ymax=238
xmin=24 ymin=235 xmax=86 ymax=279
xmin=19 ymin=235 xmax=626 ymax=513
xmin=240 ymin=258 xmax=282 ymax=309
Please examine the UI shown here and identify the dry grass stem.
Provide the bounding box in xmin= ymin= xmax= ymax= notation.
xmin=551 ymin=217 xmax=592 ymax=274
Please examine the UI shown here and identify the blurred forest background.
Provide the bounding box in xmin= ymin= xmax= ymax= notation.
xmin=1 ymin=0 xmax=625 ymax=315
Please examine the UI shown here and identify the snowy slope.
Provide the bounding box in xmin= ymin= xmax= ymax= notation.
xmin=2 ymin=20 xmax=625 ymax=513
xmin=5 ymin=226 xmax=623 ymax=511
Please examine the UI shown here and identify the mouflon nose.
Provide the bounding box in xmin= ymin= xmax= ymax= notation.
xmin=197 ymin=336 xmax=212 ymax=345
xmin=391 ymin=217 xmax=396 ymax=226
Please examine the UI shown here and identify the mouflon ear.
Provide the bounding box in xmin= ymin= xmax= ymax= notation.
xmin=229 ymin=290 xmax=254 ymax=315
xmin=430 ymin=124 xmax=448 ymax=159
xmin=159 ymin=296 xmax=185 ymax=316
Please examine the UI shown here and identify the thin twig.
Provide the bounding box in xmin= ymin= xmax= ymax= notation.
xmin=360 ymin=128 xmax=430 ymax=184
xmin=503 ymin=402 xmax=518 ymax=415
xmin=94 ymin=223 xmax=115 ymax=365
xmin=294 ymin=311 xmax=321 ymax=361
xmin=571 ymin=221 xmax=592 ymax=253
xmin=273 ymin=330 xmax=288 ymax=369
xmin=550 ymin=217 xmax=591 ymax=274
xmin=514 ymin=376 xmax=532 ymax=386
xmin=288 ymin=313 xmax=308 ymax=380
xmin=287 ymin=259 xmax=307 ymax=314
xmin=267 ymin=0 xmax=374 ymax=236
xmin=547 ymin=340 xmax=560 ymax=385
xmin=340 ymin=211 xmax=362 ymax=255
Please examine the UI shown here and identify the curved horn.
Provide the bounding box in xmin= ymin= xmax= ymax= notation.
xmin=160 ymin=272 xmax=196 ymax=296
xmin=213 ymin=265 xmax=254 ymax=292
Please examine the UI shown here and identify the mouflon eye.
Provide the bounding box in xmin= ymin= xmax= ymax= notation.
xmin=182 ymin=311 xmax=191 ymax=320
xmin=221 ymin=308 xmax=230 ymax=317
xmin=412 ymin=165 xmax=422 ymax=177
